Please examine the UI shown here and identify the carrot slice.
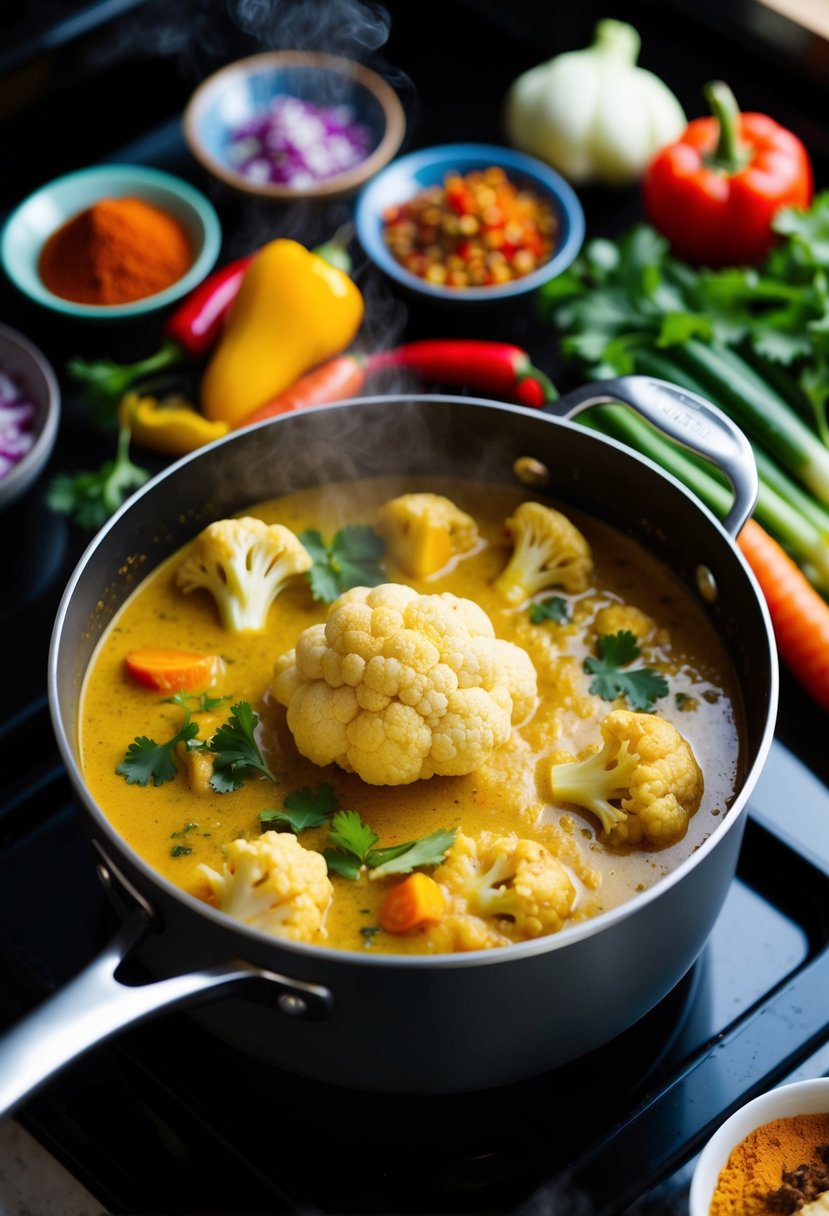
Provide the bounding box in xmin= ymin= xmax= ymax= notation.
xmin=124 ymin=649 xmax=223 ymax=692
xmin=378 ymin=873 xmax=446 ymax=933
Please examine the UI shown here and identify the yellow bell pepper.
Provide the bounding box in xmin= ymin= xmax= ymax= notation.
xmin=119 ymin=393 xmax=229 ymax=455
xmin=199 ymin=238 xmax=364 ymax=427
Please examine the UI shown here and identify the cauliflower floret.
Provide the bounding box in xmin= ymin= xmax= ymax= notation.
xmin=176 ymin=516 xmax=312 ymax=633
xmin=594 ymin=604 xmax=655 ymax=642
xmin=198 ymin=831 xmax=332 ymax=942
xmin=376 ymin=492 xmax=479 ymax=578
xmin=434 ymin=831 xmax=576 ymax=941
xmin=494 ymin=501 xmax=593 ymax=606
xmin=272 ymin=584 xmax=538 ymax=785
xmin=425 ymin=913 xmax=513 ymax=953
xmin=548 ymin=709 xmax=703 ymax=847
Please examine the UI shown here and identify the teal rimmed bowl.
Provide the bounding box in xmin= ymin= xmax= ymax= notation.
xmin=0 ymin=165 xmax=222 ymax=321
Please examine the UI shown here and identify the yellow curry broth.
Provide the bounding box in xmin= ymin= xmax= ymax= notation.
xmin=80 ymin=475 xmax=743 ymax=955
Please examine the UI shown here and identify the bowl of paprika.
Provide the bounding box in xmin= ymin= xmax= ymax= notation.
xmin=690 ymin=1076 xmax=829 ymax=1216
xmin=0 ymin=164 xmax=222 ymax=319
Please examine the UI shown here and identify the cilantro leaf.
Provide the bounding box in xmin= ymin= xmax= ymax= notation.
xmin=529 ymin=596 xmax=569 ymax=625
xmin=323 ymin=848 xmax=362 ymax=880
xmin=584 ymin=631 xmax=669 ymax=712
xmin=260 ymin=783 xmax=339 ymax=832
xmin=207 ymin=701 xmax=278 ymax=792
xmin=117 ymin=719 xmax=200 ymax=786
xmin=328 ymin=809 xmax=379 ymax=861
xmin=47 ymin=428 xmax=149 ymax=532
xmin=299 ymin=524 xmax=385 ymax=603
xmin=369 ymin=828 xmax=457 ymax=878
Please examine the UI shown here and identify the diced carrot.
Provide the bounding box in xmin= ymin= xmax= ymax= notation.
xmin=378 ymin=873 xmax=446 ymax=934
xmin=124 ymin=649 xmax=223 ymax=692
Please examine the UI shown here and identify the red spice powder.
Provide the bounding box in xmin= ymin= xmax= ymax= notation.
xmin=38 ymin=195 xmax=194 ymax=305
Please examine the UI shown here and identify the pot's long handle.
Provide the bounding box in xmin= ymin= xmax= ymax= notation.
xmin=548 ymin=374 xmax=758 ymax=537
xmin=0 ymin=909 xmax=333 ymax=1120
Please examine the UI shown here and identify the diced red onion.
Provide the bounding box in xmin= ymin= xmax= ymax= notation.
xmin=227 ymin=93 xmax=373 ymax=186
xmin=0 ymin=369 xmax=36 ymax=478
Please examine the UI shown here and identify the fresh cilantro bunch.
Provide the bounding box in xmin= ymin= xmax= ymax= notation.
xmin=584 ymin=631 xmax=668 ymax=712
xmin=260 ymin=783 xmax=339 ymax=832
xmin=117 ymin=702 xmax=201 ymax=787
xmin=299 ymin=525 xmax=386 ymax=602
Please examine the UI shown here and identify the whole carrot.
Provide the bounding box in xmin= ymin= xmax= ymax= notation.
xmin=737 ymin=519 xmax=829 ymax=712
xmin=235 ymin=355 xmax=367 ymax=427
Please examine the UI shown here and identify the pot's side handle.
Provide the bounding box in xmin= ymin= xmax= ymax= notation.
xmin=0 ymin=910 xmax=333 ymax=1120
xmin=548 ymin=375 xmax=758 ymax=537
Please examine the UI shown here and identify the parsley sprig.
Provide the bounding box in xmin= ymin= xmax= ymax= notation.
xmin=584 ymin=630 xmax=669 ymax=712
xmin=298 ymin=525 xmax=385 ymax=603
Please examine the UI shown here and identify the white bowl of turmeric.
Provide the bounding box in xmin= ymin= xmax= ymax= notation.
xmin=0 ymin=164 xmax=222 ymax=320
xmin=690 ymin=1077 xmax=829 ymax=1216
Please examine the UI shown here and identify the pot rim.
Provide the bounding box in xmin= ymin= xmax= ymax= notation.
xmin=48 ymin=393 xmax=779 ymax=971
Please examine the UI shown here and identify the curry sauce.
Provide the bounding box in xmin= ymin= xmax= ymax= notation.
xmin=79 ymin=475 xmax=743 ymax=955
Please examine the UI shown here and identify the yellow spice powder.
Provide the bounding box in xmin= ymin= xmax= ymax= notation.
xmin=710 ymin=1113 xmax=829 ymax=1216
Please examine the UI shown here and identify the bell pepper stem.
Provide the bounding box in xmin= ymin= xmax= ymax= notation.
xmin=593 ymin=19 xmax=641 ymax=64
xmin=705 ymin=80 xmax=750 ymax=174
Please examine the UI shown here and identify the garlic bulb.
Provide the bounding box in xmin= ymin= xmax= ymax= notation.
xmin=504 ymin=19 xmax=687 ymax=186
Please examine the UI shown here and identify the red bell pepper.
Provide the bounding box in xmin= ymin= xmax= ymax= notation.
xmin=643 ymin=81 xmax=813 ymax=268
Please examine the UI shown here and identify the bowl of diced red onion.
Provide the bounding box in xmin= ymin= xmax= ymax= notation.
xmin=0 ymin=324 xmax=60 ymax=510
xmin=183 ymin=51 xmax=406 ymax=201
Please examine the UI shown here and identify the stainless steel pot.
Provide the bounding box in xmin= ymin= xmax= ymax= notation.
xmin=0 ymin=380 xmax=778 ymax=1113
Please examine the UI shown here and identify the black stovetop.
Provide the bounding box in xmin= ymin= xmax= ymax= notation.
xmin=2 ymin=2 xmax=829 ymax=1213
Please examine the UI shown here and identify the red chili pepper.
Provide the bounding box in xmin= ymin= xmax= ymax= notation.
xmin=366 ymin=340 xmax=555 ymax=407
xmin=643 ymin=80 xmax=813 ymax=267
xmin=164 ymin=253 xmax=255 ymax=358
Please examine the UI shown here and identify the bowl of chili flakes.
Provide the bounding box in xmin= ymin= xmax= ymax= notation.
xmin=354 ymin=142 xmax=585 ymax=302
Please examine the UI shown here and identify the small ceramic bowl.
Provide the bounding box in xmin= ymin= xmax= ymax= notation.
xmin=690 ymin=1076 xmax=829 ymax=1216
xmin=0 ymin=323 xmax=60 ymax=510
xmin=183 ymin=50 xmax=406 ymax=201
xmin=0 ymin=164 xmax=222 ymax=320
xmin=353 ymin=142 xmax=585 ymax=303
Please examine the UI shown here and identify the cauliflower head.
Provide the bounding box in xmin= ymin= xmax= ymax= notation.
xmin=376 ymin=492 xmax=479 ymax=578
xmin=548 ymin=709 xmax=704 ymax=846
xmin=434 ymin=831 xmax=577 ymax=940
xmin=272 ymin=583 xmax=537 ymax=785
xmin=494 ymin=501 xmax=593 ymax=606
xmin=198 ymin=830 xmax=333 ymax=942
xmin=176 ymin=516 xmax=312 ymax=633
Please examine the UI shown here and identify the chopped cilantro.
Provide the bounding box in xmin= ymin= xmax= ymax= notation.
xmin=359 ymin=926 xmax=382 ymax=947
xmin=322 ymin=810 xmax=456 ymax=881
xmin=299 ymin=524 xmax=385 ymax=603
xmin=529 ymin=596 xmax=570 ymax=624
xmin=260 ymin=783 xmax=339 ymax=832
xmin=170 ymin=844 xmax=193 ymax=858
xmin=171 ymin=822 xmax=199 ymax=838
xmin=117 ymin=712 xmax=200 ymax=787
xmin=206 ymin=701 xmax=279 ymax=792
xmin=584 ymin=630 xmax=669 ymax=711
